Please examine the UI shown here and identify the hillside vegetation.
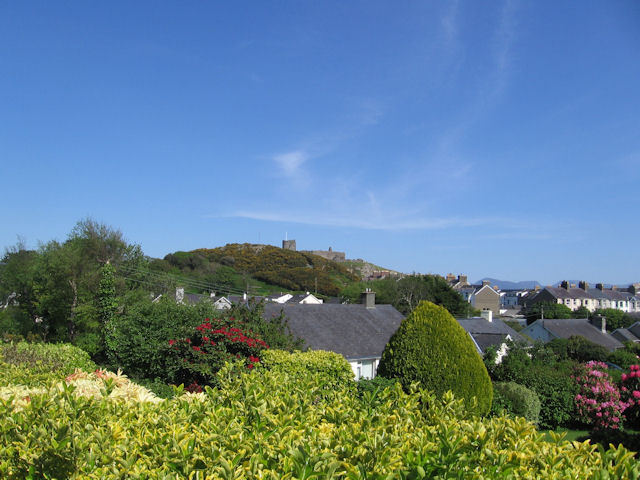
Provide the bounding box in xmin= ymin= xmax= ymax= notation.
xmin=192 ymin=243 xmax=359 ymax=296
xmin=2 ymin=343 xmax=639 ymax=479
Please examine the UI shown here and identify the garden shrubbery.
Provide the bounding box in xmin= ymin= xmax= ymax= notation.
xmin=491 ymin=381 xmax=541 ymax=425
xmin=378 ymin=301 xmax=493 ymax=415
xmin=2 ymin=345 xmax=640 ymax=479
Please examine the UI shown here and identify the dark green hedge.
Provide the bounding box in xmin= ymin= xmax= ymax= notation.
xmin=377 ymin=301 xmax=493 ymax=415
xmin=491 ymin=381 xmax=541 ymax=424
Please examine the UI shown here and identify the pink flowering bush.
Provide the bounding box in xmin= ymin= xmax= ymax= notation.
xmin=620 ymin=364 xmax=640 ymax=430
xmin=573 ymin=361 xmax=630 ymax=430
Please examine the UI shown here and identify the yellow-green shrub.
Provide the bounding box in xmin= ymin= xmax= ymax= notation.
xmin=1 ymin=353 xmax=639 ymax=479
xmin=378 ymin=301 xmax=493 ymax=415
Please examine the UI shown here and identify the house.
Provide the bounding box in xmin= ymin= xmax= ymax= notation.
xmin=611 ymin=322 xmax=640 ymax=344
xmin=469 ymin=281 xmax=501 ymax=315
xmin=450 ymin=276 xmax=501 ymax=315
xmin=262 ymin=290 xmax=403 ymax=380
xmin=175 ymin=288 xmax=233 ymax=310
xmin=521 ymin=317 xmax=624 ymax=351
xmin=457 ymin=310 xmax=528 ymax=363
xmin=525 ymin=281 xmax=640 ymax=313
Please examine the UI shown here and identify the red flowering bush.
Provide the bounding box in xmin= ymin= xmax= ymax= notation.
xmin=574 ymin=361 xmax=630 ymax=431
xmin=620 ymin=364 xmax=640 ymax=430
xmin=168 ymin=317 xmax=269 ymax=388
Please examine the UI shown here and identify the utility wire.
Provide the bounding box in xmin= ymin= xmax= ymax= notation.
xmin=116 ymin=264 xmax=252 ymax=296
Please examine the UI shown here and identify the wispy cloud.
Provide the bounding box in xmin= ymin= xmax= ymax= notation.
xmin=273 ymin=150 xmax=308 ymax=177
xmin=226 ymin=209 xmax=504 ymax=231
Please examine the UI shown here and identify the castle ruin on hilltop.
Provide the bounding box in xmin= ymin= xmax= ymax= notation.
xmin=282 ymin=239 xmax=346 ymax=262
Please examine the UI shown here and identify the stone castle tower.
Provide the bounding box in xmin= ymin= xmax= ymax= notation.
xmin=282 ymin=239 xmax=297 ymax=251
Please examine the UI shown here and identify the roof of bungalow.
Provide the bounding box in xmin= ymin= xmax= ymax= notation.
xmin=457 ymin=317 xmax=528 ymax=353
xmin=262 ymin=303 xmax=403 ymax=361
xmin=525 ymin=318 xmax=624 ymax=351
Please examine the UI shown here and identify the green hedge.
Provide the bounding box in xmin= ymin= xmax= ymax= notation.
xmin=1 ymin=351 xmax=639 ymax=478
xmin=260 ymin=349 xmax=355 ymax=395
xmin=492 ymin=381 xmax=542 ymax=425
xmin=377 ymin=301 xmax=493 ymax=415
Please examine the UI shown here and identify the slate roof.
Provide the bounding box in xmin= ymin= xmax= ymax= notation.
xmin=532 ymin=318 xmax=624 ymax=351
xmin=262 ymin=303 xmax=404 ymax=360
xmin=611 ymin=328 xmax=640 ymax=343
xmin=457 ymin=317 xmax=528 ymax=353
xmin=540 ymin=287 xmax=592 ymax=300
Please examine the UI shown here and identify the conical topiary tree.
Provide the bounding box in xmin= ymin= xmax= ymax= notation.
xmin=377 ymin=300 xmax=493 ymax=415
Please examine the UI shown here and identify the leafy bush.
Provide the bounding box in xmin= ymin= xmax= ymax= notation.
xmin=566 ymin=336 xmax=610 ymax=363
xmin=260 ymin=349 xmax=355 ymax=395
xmin=490 ymin=342 xmax=579 ymax=429
xmin=356 ymin=375 xmax=399 ymax=397
xmin=608 ymin=348 xmax=640 ymax=370
xmin=491 ymin=382 xmax=541 ymax=425
xmin=1 ymin=356 xmax=639 ymax=478
xmin=0 ymin=341 xmax=96 ymax=375
xmin=377 ymin=301 xmax=493 ymax=415
xmin=574 ymin=361 xmax=628 ymax=430
xmin=167 ymin=317 xmax=269 ymax=388
xmin=620 ymin=364 xmax=640 ymax=430
xmin=105 ymin=297 xmax=300 ymax=385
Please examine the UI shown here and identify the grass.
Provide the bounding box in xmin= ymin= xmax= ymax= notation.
xmin=541 ymin=429 xmax=589 ymax=443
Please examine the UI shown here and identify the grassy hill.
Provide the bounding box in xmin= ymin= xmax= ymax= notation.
xmin=193 ymin=243 xmax=359 ymax=297
xmin=148 ymin=244 xmax=360 ymax=297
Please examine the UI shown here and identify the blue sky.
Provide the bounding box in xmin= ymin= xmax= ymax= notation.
xmin=2 ymin=1 xmax=639 ymax=285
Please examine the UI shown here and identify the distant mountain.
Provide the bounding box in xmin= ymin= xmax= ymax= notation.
xmin=477 ymin=278 xmax=541 ymax=290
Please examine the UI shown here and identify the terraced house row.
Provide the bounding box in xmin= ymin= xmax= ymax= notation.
xmin=525 ymin=281 xmax=640 ymax=313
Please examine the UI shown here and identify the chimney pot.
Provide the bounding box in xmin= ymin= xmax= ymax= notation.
xmin=481 ymin=309 xmax=493 ymax=322
xmin=361 ymin=289 xmax=376 ymax=309
xmin=590 ymin=315 xmax=607 ymax=333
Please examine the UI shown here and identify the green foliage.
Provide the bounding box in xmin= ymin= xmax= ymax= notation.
xmin=566 ymin=336 xmax=610 ymax=363
xmin=609 ymin=348 xmax=640 ymax=370
xmin=524 ymin=302 xmax=572 ymax=324
xmin=340 ymin=274 xmax=473 ymax=316
xmin=571 ymin=306 xmax=591 ymax=318
xmin=0 ymin=341 xmax=96 ymax=376
xmin=377 ymin=301 xmax=493 ymax=415
xmin=356 ymin=375 xmax=399 ymax=397
xmin=194 ymin=243 xmax=359 ymax=296
xmin=491 ymin=381 xmax=542 ymax=425
xmin=0 ymin=219 xmax=144 ymax=357
xmin=260 ymin=349 xmax=356 ymax=394
xmin=105 ymin=297 xmax=302 ymax=386
xmin=489 ymin=341 xmax=579 ymax=429
xmin=167 ymin=317 xmax=269 ymax=388
xmin=1 ymin=350 xmax=640 ymax=478
xmin=594 ymin=308 xmax=635 ymax=331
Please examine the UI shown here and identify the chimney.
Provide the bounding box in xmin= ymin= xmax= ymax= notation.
xmin=590 ymin=315 xmax=606 ymax=333
xmin=482 ymin=280 xmax=491 ymax=287
xmin=458 ymin=275 xmax=468 ymax=284
xmin=534 ymin=285 xmax=541 ymax=291
xmin=561 ymin=280 xmax=570 ymax=290
xmin=446 ymin=273 xmax=456 ymax=283
xmin=612 ymin=285 xmax=618 ymax=291
xmin=361 ymin=288 xmax=376 ymax=309
xmin=481 ymin=309 xmax=493 ymax=322
xmin=176 ymin=287 xmax=184 ymax=304
xmin=596 ymin=283 xmax=604 ymax=291
xmin=579 ymin=281 xmax=589 ymax=291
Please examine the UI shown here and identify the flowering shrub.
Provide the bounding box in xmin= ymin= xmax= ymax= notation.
xmin=620 ymin=364 xmax=640 ymax=429
xmin=168 ymin=317 xmax=268 ymax=388
xmin=574 ymin=361 xmax=630 ymax=430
